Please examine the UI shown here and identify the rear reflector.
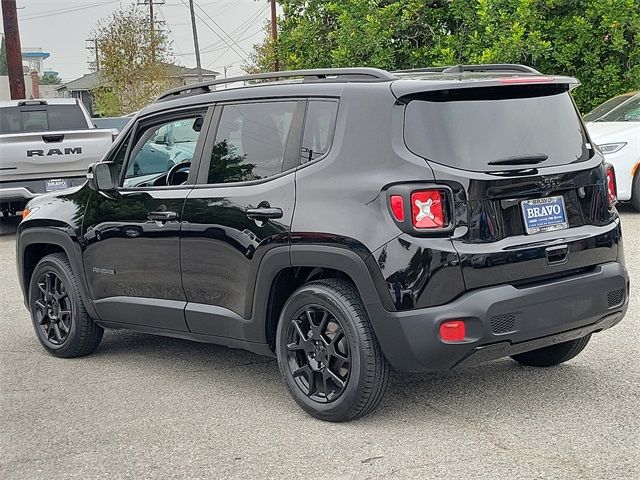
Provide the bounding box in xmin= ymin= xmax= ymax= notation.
xmin=411 ymin=190 xmax=445 ymax=229
xmin=389 ymin=195 xmax=405 ymax=222
xmin=606 ymin=164 xmax=617 ymax=207
xmin=439 ymin=320 xmax=466 ymax=342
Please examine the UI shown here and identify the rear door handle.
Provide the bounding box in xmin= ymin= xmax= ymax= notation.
xmin=246 ymin=207 xmax=283 ymax=219
xmin=148 ymin=210 xmax=178 ymax=222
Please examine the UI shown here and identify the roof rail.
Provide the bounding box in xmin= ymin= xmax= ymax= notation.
xmin=155 ymin=68 xmax=398 ymax=102
xmin=394 ymin=64 xmax=542 ymax=75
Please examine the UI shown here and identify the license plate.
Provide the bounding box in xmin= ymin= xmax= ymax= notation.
xmin=45 ymin=178 xmax=69 ymax=192
xmin=521 ymin=196 xmax=568 ymax=234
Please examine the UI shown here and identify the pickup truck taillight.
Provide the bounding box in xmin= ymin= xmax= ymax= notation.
xmin=387 ymin=185 xmax=454 ymax=234
xmin=605 ymin=164 xmax=617 ymax=207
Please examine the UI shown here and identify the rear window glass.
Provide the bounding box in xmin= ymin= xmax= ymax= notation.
xmin=0 ymin=105 xmax=89 ymax=134
xmin=404 ymin=87 xmax=590 ymax=172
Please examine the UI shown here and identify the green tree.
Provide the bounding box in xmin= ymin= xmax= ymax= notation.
xmin=247 ymin=0 xmax=640 ymax=111
xmin=0 ymin=36 xmax=8 ymax=76
xmin=40 ymin=73 xmax=62 ymax=85
xmin=91 ymin=4 xmax=173 ymax=116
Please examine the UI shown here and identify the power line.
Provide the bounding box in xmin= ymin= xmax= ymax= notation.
xmin=19 ymin=0 xmax=121 ymax=21
xmin=177 ymin=0 xmax=246 ymax=61
xmin=193 ymin=1 xmax=249 ymax=56
xmin=173 ymin=29 xmax=262 ymax=57
xmin=182 ymin=4 xmax=267 ymax=55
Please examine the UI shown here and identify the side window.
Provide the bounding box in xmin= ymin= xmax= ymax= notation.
xmin=300 ymin=100 xmax=338 ymax=164
xmin=207 ymin=101 xmax=298 ymax=184
xmin=122 ymin=114 xmax=205 ymax=188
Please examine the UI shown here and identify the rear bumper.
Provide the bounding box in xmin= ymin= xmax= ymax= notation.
xmin=0 ymin=176 xmax=86 ymax=203
xmin=369 ymin=262 xmax=629 ymax=372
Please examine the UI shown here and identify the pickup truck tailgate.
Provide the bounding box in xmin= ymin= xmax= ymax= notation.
xmin=0 ymin=129 xmax=114 ymax=181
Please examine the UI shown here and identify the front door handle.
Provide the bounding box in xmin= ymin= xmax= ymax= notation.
xmin=148 ymin=210 xmax=178 ymax=222
xmin=246 ymin=207 xmax=283 ymax=220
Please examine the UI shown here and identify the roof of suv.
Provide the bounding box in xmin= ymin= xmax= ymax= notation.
xmin=139 ymin=64 xmax=579 ymax=117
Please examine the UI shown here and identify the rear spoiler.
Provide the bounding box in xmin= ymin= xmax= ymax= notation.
xmin=390 ymin=75 xmax=580 ymax=100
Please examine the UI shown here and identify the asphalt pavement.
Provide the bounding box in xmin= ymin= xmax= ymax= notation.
xmin=1 ymin=208 xmax=638 ymax=480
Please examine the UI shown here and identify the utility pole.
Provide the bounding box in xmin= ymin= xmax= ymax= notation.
xmin=2 ymin=0 xmax=26 ymax=99
xmin=138 ymin=0 xmax=164 ymax=60
xmin=86 ymin=38 xmax=100 ymax=72
xmin=270 ymin=0 xmax=279 ymax=71
xmin=188 ymin=0 xmax=203 ymax=83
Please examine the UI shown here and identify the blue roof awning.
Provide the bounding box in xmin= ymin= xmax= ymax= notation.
xmin=22 ymin=52 xmax=51 ymax=59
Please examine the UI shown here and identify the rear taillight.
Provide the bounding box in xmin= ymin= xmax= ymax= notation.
xmin=387 ymin=186 xmax=452 ymax=234
xmin=605 ymin=164 xmax=617 ymax=207
xmin=411 ymin=190 xmax=445 ymax=229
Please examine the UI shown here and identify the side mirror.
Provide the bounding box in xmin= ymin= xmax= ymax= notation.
xmin=87 ymin=162 xmax=118 ymax=191
xmin=154 ymin=133 xmax=167 ymax=144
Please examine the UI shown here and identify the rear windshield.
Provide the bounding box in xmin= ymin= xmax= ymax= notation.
xmin=404 ymin=87 xmax=591 ymax=172
xmin=0 ymin=105 xmax=89 ymax=134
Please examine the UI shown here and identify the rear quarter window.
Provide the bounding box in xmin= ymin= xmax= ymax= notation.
xmin=404 ymin=86 xmax=591 ymax=172
xmin=300 ymin=100 xmax=338 ymax=163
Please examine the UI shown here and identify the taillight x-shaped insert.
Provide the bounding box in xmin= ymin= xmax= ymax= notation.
xmin=411 ymin=190 xmax=445 ymax=229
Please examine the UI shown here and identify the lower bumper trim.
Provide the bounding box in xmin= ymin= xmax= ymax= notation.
xmin=456 ymin=311 xmax=623 ymax=368
xmin=368 ymin=262 xmax=629 ymax=372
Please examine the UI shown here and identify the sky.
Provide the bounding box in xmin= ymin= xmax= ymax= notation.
xmin=0 ymin=0 xmax=275 ymax=82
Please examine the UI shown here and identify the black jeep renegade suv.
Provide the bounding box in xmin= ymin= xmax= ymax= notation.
xmin=17 ymin=65 xmax=629 ymax=422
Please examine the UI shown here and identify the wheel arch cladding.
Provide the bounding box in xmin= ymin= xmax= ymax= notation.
xmin=18 ymin=228 xmax=99 ymax=319
xmin=261 ymin=245 xmax=391 ymax=351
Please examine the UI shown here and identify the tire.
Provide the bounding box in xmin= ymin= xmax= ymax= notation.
xmin=28 ymin=253 xmax=104 ymax=358
xmin=631 ymin=170 xmax=640 ymax=212
xmin=510 ymin=334 xmax=591 ymax=367
xmin=275 ymin=279 xmax=389 ymax=422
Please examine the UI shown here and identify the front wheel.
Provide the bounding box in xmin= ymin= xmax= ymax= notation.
xmin=276 ymin=279 xmax=389 ymax=422
xmin=511 ymin=334 xmax=591 ymax=367
xmin=28 ymin=253 xmax=104 ymax=358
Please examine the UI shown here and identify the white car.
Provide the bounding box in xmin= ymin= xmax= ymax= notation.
xmin=586 ymin=92 xmax=640 ymax=211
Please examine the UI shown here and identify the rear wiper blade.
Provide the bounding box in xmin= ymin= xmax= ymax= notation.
xmin=487 ymin=154 xmax=549 ymax=166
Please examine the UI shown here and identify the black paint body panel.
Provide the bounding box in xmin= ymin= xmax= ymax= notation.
xmin=15 ymin=73 xmax=629 ymax=372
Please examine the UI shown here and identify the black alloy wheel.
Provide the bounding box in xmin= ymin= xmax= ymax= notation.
xmin=34 ymin=271 xmax=73 ymax=346
xmin=276 ymin=279 xmax=389 ymax=422
xmin=285 ymin=304 xmax=351 ymax=403
xmin=29 ymin=253 xmax=104 ymax=358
